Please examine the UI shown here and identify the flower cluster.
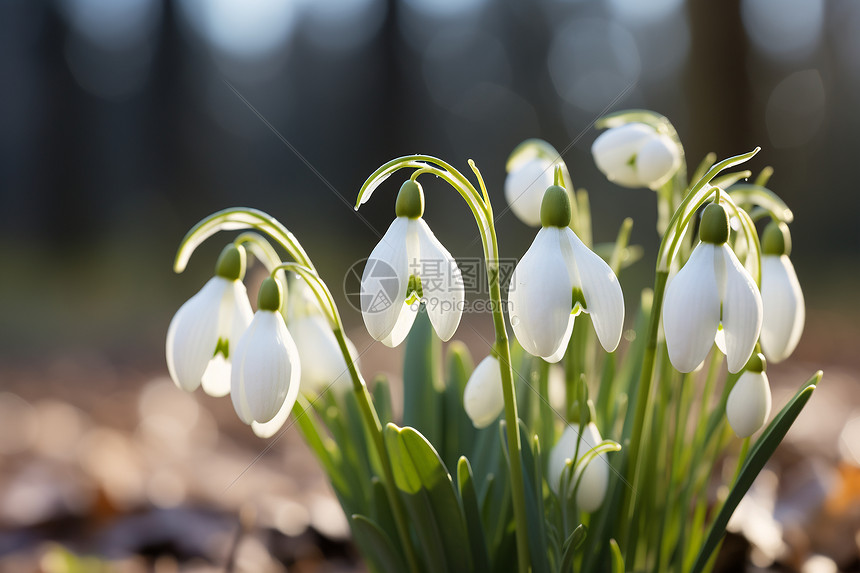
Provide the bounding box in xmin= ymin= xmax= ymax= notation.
xmin=166 ymin=243 xmax=356 ymax=438
xmin=165 ymin=109 xmax=812 ymax=573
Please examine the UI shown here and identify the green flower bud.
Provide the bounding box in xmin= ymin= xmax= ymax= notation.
xmin=762 ymin=221 xmax=792 ymax=256
xmin=540 ymin=185 xmax=572 ymax=228
xmin=395 ymin=180 xmax=425 ymax=219
xmin=215 ymin=244 xmax=246 ymax=281
xmin=699 ymin=202 xmax=729 ymax=245
xmin=258 ymin=277 xmax=283 ymax=312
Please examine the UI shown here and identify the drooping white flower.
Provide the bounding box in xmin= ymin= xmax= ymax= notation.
xmin=290 ymin=314 xmax=357 ymax=395
xmin=360 ymin=180 xmax=464 ymax=347
xmin=504 ymin=156 xmax=559 ymax=227
xmin=548 ymin=421 xmax=609 ymax=513
xmin=284 ymin=276 xmax=358 ymax=396
xmin=509 ymin=185 xmax=624 ymax=362
xmin=759 ymin=222 xmax=805 ymax=363
xmin=663 ymin=203 xmax=763 ymax=374
xmin=463 ymin=356 xmax=505 ymax=429
xmin=231 ymin=278 xmax=301 ymax=437
xmin=166 ymin=245 xmax=253 ymax=397
xmin=592 ymin=122 xmax=681 ymax=190
xmin=726 ymin=355 xmax=772 ymax=438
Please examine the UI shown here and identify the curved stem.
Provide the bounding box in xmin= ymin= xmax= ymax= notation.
xmin=359 ymin=156 xmax=531 ymax=572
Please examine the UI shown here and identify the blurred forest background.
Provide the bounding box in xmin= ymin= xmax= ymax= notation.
xmin=1 ymin=0 xmax=859 ymax=571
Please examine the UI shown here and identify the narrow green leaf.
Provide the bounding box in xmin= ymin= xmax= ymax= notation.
xmin=403 ymin=306 xmax=443 ymax=445
xmin=352 ymin=514 xmax=408 ymax=573
xmin=457 ymin=457 xmax=491 ymax=573
xmin=385 ymin=423 xmax=473 ymax=572
xmin=559 ymin=524 xmax=587 ymax=572
xmin=610 ymin=539 xmax=625 ymax=573
xmin=690 ymin=373 xmax=820 ymax=573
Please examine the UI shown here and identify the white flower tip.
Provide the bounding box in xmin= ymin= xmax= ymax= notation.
xmin=463 ymin=356 xmax=505 ymax=429
xmin=726 ymin=371 xmax=772 ymax=438
xmin=548 ymin=422 xmax=609 ymax=511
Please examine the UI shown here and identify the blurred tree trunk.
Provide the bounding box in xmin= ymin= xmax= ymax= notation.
xmin=686 ymin=0 xmax=752 ymax=158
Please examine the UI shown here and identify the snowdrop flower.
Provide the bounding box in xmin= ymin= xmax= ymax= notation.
xmin=361 ymin=180 xmax=464 ymax=347
xmin=166 ymin=244 xmax=253 ymax=397
xmin=505 ymin=156 xmax=571 ymax=227
xmin=548 ymin=421 xmax=609 ymax=513
xmin=286 ymin=276 xmax=358 ymax=395
xmin=592 ymin=122 xmax=681 ymax=190
xmin=231 ymin=277 xmax=301 ymax=437
xmin=726 ymin=353 xmax=772 ymax=437
xmin=760 ymin=222 xmax=805 ymax=363
xmin=291 ymin=314 xmax=357 ymax=395
xmin=663 ymin=203 xmax=763 ymax=374
xmin=509 ymin=184 xmax=624 ymax=362
xmin=463 ymin=355 xmax=505 ymax=428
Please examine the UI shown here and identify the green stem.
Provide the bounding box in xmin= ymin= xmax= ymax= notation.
xmin=618 ymin=270 xmax=668 ymax=551
xmin=333 ymin=327 xmax=421 ymax=573
xmin=487 ymin=232 xmax=531 ymax=573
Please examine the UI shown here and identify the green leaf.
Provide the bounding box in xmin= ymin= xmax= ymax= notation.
xmin=403 ymin=306 xmax=443 ymax=445
xmin=352 ymin=514 xmax=408 ymax=573
xmin=609 ymin=539 xmax=625 ymax=573
xmin=728 ymin=183 xmax=794 ymax=224
xmin=457 ymin=457 xmax=491 ymax=573
xmin=384 ymin=423 xmax=473 ymax=572
xmin=689 ymin=372 xmax=820 ymax=573
xmin=372 ymin=375 xmax=393 ymax=425
xmin=559 ymin=524 xmax=587 ymax=572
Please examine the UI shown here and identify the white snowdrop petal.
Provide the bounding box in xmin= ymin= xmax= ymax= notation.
xmin=414 ymin=219 xmax=464 ymax=342
xmin=223 ymin=280 xmax=254 ymax=347
xmin=663 ymin=243 xmax=722 ymax=373
xmin=249 ymin=313 xmax=294 ymax=423
xmin=543 ymin=315 xmax=575 ymax=363
xmin=719 ymin=245 xmax=764 ymax=374
xmin=230 ymin=314 xmax=260 ymax=425
xmin=380 ymin=302 xmax=419 ymax=348
xmin=504 ymin=157 xmax=556 ymax=227
xmin=252 ymin=322 xmax=301 ymax=438
xmin=251 ymin=399 xmax=290 ymax=438
xmin=760 ymin=255 xmax=805 ymax=363
xmin=361 ymin=218 xmax=410 ymax=342
xmin=509 ymin=228 xmax=574 ymax=358
xmin=166 ymin=277 xmax=229 ymax=392
xmin=635 ymin=133 xmax=681 ymax=190
xmin=726 ymin=371 xmax=772 ymax=437
xmin=463 ymin=356 xmax=505 ymax=429
xmin=201 ymin=354 xmax=232 ymax=397
xmin=199 ymin=279 xmax=252 ymax=397
xmin=291 ymin=315 xmax=353 ymax=395
xmin=562 ymin=228 xmax=625 ymax=352
xmin=591 ymin=123 xmax=655 ymax=188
